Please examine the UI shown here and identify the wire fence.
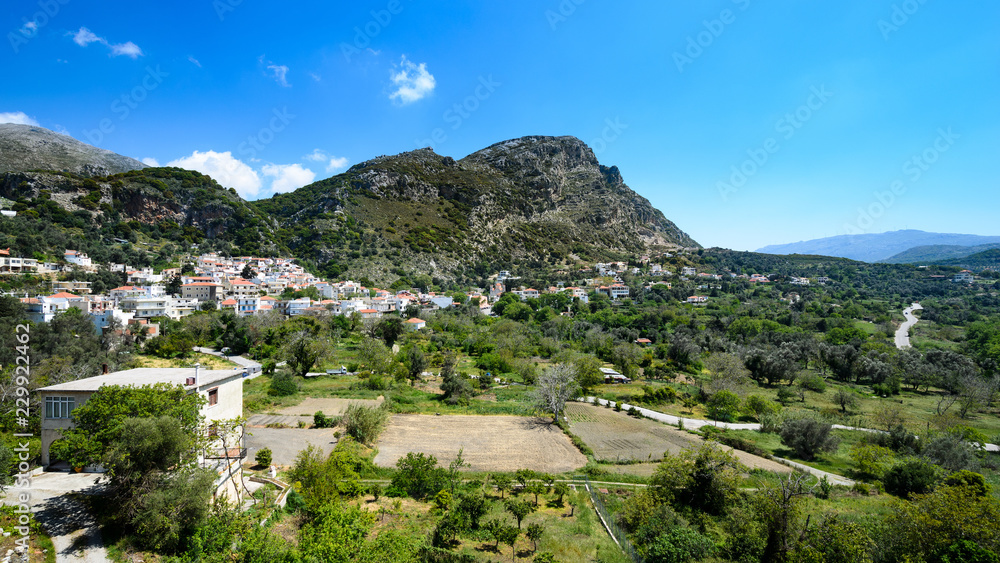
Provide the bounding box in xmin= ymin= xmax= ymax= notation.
xmin=577 ymin=475 xmax=645 ymax=563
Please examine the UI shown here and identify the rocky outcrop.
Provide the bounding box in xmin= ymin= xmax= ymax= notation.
xmin=0 ymin=124 xmax=147 ymax=177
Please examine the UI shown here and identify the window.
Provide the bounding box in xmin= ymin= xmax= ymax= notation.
xmin=45 ymin=396 xmax=75 ymax=419
xmin=208 ymin=388 xmax=218 ymax=406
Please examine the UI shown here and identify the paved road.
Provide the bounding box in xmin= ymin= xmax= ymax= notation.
xmin=578 ymin=397 xmax=997 ymax=480
xmin=895 ymin=302 xmax=923 ymax=349
xmin=2 ymin=472 xmax=109 ymax=563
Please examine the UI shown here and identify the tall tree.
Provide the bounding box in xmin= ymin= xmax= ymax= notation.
xmin=531 ymin=364 xmax=579 ymax=422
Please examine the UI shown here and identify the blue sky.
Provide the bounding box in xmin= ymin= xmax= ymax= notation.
xmin=2 ymin=1 xmax=997 ymax=250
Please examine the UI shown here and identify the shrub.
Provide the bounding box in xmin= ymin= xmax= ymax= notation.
xmin=268 ymin=372 xmax=298 ymax=397
xmin=850 ymin=443 xmax=894 ymax=479
xmin=779 ymin=418 xmax=840 ymax=460
xmin=343 ymin=403 xmax=390 ymax=445
xmin=798 ymin=373 xmax=827 ymax=393
xmin=255 ymin=447 xmax=272 ymax=468
xmin=643 ymin=526 xmax=714 ymax=563
xmin=743 ymin=394 xmax=781 ymax=421
xmin=707 ymin=390 xmax=742 ymax=423
xmin=883 ymin=458 xmax=940 ymax=499
xmin=758 ymin=411 xmax=784 ymax=434
xmin=776 ymin=386 xmax=797 ymax=404
xmin=922 ymin=435 xmax=980 ymax=472
xmin=313 ymin=411 xmax=337 ymax=429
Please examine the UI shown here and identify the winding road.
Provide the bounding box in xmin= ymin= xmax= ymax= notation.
xmin=895 ymin=302 xmax=923 ymax=349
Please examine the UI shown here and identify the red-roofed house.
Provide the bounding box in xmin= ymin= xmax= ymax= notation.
xmin=405 ymin=318 xmax=427 ymax=330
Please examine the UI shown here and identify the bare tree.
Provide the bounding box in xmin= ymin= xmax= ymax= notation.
xmin=532 ymin=364 xmax=579 ymax=422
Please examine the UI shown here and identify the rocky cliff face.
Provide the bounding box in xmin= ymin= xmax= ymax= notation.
xmin=259 ymin=135 xmax=697 ymax=282
xmin=0 ymin=124 xmax=147 ymax=177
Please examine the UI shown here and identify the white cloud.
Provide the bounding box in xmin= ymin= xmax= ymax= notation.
xmin=19 ymin=21 xmax=38 ymax=36
xmin=188 ymin=56 xmax=202 ymax=68
xmin=267 ymin=63 xmax=290 ymax=87
xmin=110 ymin=41 xmax=143 ymax=59
xmin=309 ymin=72 xmax=321 ymax=82
xmin=72 ymin=27 xmax=101 ymax=46
xmin=53 ymin=125 xmax=71 ymax=136
xmin=389 ymin=55 xmax=435 ymax=104
xmin=304 ymin=149 xmax=328 ymax=162
xmin=304 ymin=150 xmax=349 ymax=173
xmin=0 ymin=111 xmax=40 ymax=126
xmin=262 ymin=163 xmax=316 ymax=193
xmin=141 ymin=157 xmax=160 ymax=167
xmin=167 ymin=150 xmax=262 ymax=198
xmin=326 ymin=157 xmax=349 ymax=173
xmin=70 ymin=27 xmax=143 ymax=58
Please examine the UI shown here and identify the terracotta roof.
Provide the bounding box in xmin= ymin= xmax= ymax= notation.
xmin=49 ymin=292 xmax=80 ymax=299
xmin=220 ymin=298 xmax=238 ymax=305
xmin=359 ymin=309 xmax=377 ymax=313
xmin=183 ymin=282 xmax=219 ymax=287
xmin=405 ymin=318 xmax=426 ymax=323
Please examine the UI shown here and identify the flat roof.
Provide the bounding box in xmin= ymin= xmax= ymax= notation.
xmin=37 ymin=368 xmax=243 ymax=393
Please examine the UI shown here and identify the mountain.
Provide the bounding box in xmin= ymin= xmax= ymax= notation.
xmin=935 ymin=248 xmax=1000 ymax=271
xmin=0 ymin=129 xmax=695 ymax=284
xmin=757 ymin=230 xmax=1000 ymax=263
xmin=883 ymin=243 xmax=1000 ymax=264
xmin=257 ymin=135 xmax=698 ymax=282
xmin=0 ymin=124 xmax=147 ymax=177
xmin=0 ymin=167 xmax=282 ymax=262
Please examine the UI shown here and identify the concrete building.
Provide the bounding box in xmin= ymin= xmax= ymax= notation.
xmin=37 ymin=366 xmax=247 ymax=498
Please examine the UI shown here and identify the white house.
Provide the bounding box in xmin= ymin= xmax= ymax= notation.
xmin=405 ymin=317 xmax=427 ymax=330
xmin=64 ymin=249 xmax=92 ymax=267
xmin=37 ymin=366 xmax=246 ymax=469
xmin=953 ymin=270 xmax=975 ymax=283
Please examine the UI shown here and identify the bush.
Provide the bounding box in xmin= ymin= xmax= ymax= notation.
xmin=707 ymin=390 xmax=742 ymax=423
xmin=343 ymin=403 xmax=390 ymax=445
xmin=776 ymin=386 xmax=797 ymax=404
xmin=779 ymin=418 xmax=840 ymax=460
xmin=743 ymin=394 xmax=780 ymax=421
xmin=313 ymin=411 xmax=338 ymax=429
xmin=758 ymin=411 xmax=784 ymax=434
xmin=268 ymin=372 xmax=298 ymax=397
xmin=643 ymin=526 xmax=714 ymax=563
xmin=255 ymin=447 xmax=272 ymax=467
xmin=850 ymin=443 xmax=894 ymax=479
xmin=922 ymin=435 xmax=980 ymax=472
xmin=798 ymin=373 xmax=827 ymax=393
xmin=883 ymin=458 xmax=940 ymax=499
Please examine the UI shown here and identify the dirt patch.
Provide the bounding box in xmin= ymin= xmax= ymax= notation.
xmin=374 ymin=414 xmax=587 ymax=474
xmin=566 ymin=403 xmax=791 ymax=474
xmin=275 ymin=396 xmax=383 ymax=416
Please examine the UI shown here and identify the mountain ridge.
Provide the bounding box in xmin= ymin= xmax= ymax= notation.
xmin=0 ymin=128 xmax=696 ymax=284
xmin=758 ymin=230 xmax=1000 ymax=263
xmin=0 ymin=123 xmax=148 ymax=177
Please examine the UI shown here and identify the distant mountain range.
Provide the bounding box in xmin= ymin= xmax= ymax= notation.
xmin=758 ymin=230 xmax=1000 ymax=264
